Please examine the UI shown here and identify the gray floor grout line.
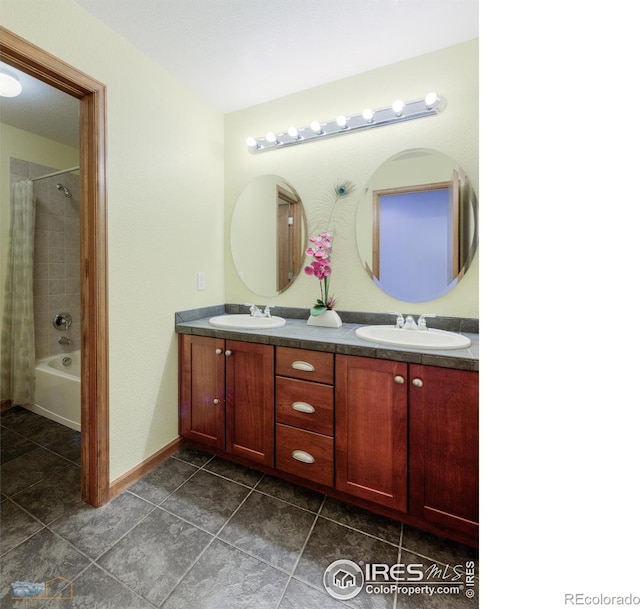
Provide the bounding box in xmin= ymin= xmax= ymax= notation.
xmin=274 ymin=494 xmax=327 ymax=609
xmin=155 ymin=484 xmax=270 ymax=608
xmin=88 ymin=559 xmax=165 ymax=608
xmin=316 ymin=512 xmax=402 ymax=550
xmin=392 ymin=524 xmax=404 ymax=609
xmin=155 ymin=536 xmax=217 ymax=608
xmin=90 ymin=502 xmax=162 ymax=564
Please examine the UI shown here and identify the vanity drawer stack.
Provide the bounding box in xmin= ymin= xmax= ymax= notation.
xmin=274 ymin=346 xmax=335 ymax=487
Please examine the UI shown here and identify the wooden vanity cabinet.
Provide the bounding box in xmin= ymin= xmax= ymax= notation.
xmin=225 ymin=339 xmax=275 ymax=466
xmin=179 ymin=335 xmax=225 ymax=449
xmin=179 ymin=334 xmax=478 ymax=546
xmin=275 ymin=347 xmax=335 ymax=487
xmin=409 ymin=365 xmax=479 ymax=542
xmin=334 ymin=354 xmax=478 ymax=544
xmin=179 ymin=334 xmax=274 ymax=466
xmin=335 ymin=355 xmax=408 ymax=512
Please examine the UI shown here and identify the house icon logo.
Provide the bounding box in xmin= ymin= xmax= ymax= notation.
xmin=323 ymin=559 xmax=364 ymax=600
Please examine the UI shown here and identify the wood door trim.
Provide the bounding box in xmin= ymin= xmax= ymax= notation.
xmin=1 ymin=26 xmax=110 ymax=506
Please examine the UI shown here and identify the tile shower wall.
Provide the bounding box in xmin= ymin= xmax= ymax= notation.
xmin=9 ymin=158 xmax=80 ymax=359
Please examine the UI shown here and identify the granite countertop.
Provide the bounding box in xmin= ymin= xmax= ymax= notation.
xmin=175 ymin=305 xmax=478 ymax=372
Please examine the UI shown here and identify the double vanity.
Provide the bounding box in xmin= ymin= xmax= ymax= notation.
xmin=176 ymin=305 xmax=479 ymax=547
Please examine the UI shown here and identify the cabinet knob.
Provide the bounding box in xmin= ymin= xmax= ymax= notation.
xmin=412 ymin=378 xmax=424 ymax=388
xmin=291 ymin=450 xmax=315 ymax=464
xmin=292 ymin=401 xmax=315 ymax=414
xmin=215 ymin=348 xmax=223 ymax=355
xmin=213 ymin=398 xmax=220 ymax=405
xmin=394 ymin=375 xmax=405 ymax=384
xmin=224 ymin=350 xmax=232 ymax=356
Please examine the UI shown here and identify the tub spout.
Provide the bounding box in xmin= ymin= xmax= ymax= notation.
xmin=58 ymin=336 xmax=73 ymax=346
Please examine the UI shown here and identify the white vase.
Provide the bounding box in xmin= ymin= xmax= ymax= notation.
xmin=307 ymin=309 xmax=342 ymax=328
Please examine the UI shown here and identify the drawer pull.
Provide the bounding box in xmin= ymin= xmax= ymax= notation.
xmin=291 ymin=360 xmax=315 ymax=372
xmin=291 ymin=450 xmax=315 ymax=464
xmin=292 ymin=401 xmax=315 ymax=414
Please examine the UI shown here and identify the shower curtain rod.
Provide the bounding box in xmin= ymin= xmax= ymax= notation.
xmin=31 ymin=165 xmax=80 ymax=182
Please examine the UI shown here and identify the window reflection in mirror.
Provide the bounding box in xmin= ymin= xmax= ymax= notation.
xmin=231 ymin=175 xmax=307 ymax=297
xmin=357 ymin=149 xmax=477 ymax=302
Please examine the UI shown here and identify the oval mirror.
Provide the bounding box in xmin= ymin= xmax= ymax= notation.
xmin=231 ymin=175 xmax=307 ymax=297
xmin=356 ymin=148 xmax=478 ymax=302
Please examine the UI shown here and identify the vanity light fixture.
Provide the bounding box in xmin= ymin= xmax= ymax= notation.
xmin=265 ymin=131 xmax=281 ymax=145
xmin=392 ymin=99 xmax=405 ymax=116
xmin=246 ymin=92 xmax=446 ymax=153
xmin=287 ymin=126 xmax=303 ymax=141
xmin=0 ymin=70 xmax=22 ymax=97
xmin=310 ymin=121 xmax=324 ymax=135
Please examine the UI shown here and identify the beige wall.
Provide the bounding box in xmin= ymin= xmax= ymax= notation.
xmin=1 ymin=0 xmax=225 ymax=480
xmin=224 ymin=39 xmax=478 ymax=318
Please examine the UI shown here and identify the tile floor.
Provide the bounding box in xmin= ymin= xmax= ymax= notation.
xmin=1 ymin=407 xmax=479 ymax=608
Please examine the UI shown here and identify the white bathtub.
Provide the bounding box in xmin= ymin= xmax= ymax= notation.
xmin=26 ymin=350 xmax=81 ymax=431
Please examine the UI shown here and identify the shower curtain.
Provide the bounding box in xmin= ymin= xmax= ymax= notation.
xmin=1 ymin=180 xmax=36 ymax=405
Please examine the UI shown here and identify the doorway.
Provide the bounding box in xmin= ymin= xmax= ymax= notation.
xmin=1 ymin=26 xmax=109 ymax=506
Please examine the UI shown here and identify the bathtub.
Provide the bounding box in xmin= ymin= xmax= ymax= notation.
xmin=26 ymin=350 xmax=81 ymax=431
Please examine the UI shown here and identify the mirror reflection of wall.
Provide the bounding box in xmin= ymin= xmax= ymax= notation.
xmin=230 ymin=175 xmax=307 ymax=297
xmin=356 ymin=149 xmax=477 ymax=302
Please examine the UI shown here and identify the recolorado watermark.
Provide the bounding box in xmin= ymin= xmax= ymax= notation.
xmin=323 ymin=558 xmax=476 ymax=601
xmin=565 ymin=593 xmax=640 ymax=605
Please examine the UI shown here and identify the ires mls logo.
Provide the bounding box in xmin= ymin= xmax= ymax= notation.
xmin=323 ymin=560 xmax=365 ymax=600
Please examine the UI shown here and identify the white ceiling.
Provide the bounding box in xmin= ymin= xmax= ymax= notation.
xmin=0 ymin=0 xmax=478 ymax=146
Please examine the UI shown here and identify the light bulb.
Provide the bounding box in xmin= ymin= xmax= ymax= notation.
xmin=362 ymin=108 xmax=374 ymax=123
xmin=287 ymin=126 xmax=300 ymax=139
xmin=310 ymin=121 xmax=323 ymax=134
xmin=0 ymin=72 xmax=22 ymax=97
xmin=392 ymin=99 xmax=405 ymax=116
xmin=246 ymin=137 xmax=257 ymax=147
xmin=424 ymin=92 xmax=439 ymax=109
xmin=336 ymin=115 xmax=348 ymax=129
xmin=266 ymin=132 xmax=277 ymax=143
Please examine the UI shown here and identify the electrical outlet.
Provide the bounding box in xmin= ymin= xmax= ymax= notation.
xmin=197 ymin=272 xmax=205 ymax=290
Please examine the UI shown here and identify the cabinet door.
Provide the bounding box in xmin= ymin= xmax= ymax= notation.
xmin=409 ymin=365 xmax=479 ymax=541
xmin=179 ymin=335 xmax=225 ymax=449
xmin=225 ymin=340 xmax=275 ymax=466
xmin=335 ymin=355 xmax=407 ymax=512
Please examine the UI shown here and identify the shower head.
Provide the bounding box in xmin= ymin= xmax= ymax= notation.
xmin=56 ymin=183 xmax=72 ymax=198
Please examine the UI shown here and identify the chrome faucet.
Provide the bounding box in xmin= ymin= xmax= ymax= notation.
xmin=245 ymin=303 xmax=275 ymax=318
xmin=418 ymin=314 xmax=437 ymax=329
xmin=403 ymin=315 xmax=418 ymax=330
xmin=388 ymin=311 xmax=420 ymax=330
xmin=58 ymin=336 xmax=73 ymax=346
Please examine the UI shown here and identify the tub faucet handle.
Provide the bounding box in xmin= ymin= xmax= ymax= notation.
xmin=58 ymin=336 xmax=73 ymax=346
xmin=52 ymin=312 xmax=72 ymax=330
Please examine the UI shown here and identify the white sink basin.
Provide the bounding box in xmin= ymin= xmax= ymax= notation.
xmin=355 ymin=325 xmax=471 ymax=350
xmin=208 ymin=314 xmax=286 ymax=330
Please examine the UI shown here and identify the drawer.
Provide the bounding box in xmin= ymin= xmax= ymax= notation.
xmin=276 ymin=424 xmax=334 ymax=488
xmin=276 ymin=347 xmax=334 ymax=384
xmin=276 ymin=377 xmax=334 ymax=436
